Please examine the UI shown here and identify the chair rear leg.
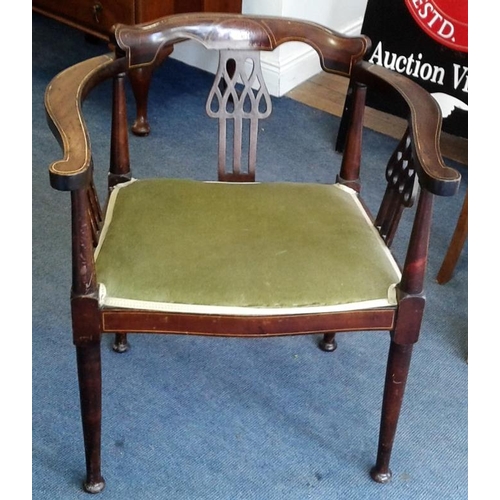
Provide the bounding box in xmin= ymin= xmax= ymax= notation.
xmin=370 ymin=340 xmax=413 ymax=483
xmin=113 ymin=333 xmax=130 ymax=353
xmin=319 ymin=333 xmax=337 ymax=352
xmin=76 ymin=340 xmax=106 ymax=493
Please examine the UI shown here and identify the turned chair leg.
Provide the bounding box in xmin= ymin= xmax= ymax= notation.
xmin=76 ymin=340 xmax=106 ymax=493
xmin=370 ymin=340 xmax=413 ymax=483
xmin=319 ymin=332 xmax=337 ymax=352
xmin=112 ymin=333 xmax=130 ymax=353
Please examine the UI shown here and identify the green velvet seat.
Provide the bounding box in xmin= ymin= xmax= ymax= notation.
xmin=95 ymin=178 xmax=401 ymax=315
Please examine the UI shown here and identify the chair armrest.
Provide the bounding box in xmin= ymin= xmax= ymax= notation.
xmin=45 ymin=54 xmax=124 ymax=191
xmin=353 ymin=61 xmax=461 ymax=197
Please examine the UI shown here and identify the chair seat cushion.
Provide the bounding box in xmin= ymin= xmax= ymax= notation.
xmin=95 ymin=179 xmax=401 ymax=315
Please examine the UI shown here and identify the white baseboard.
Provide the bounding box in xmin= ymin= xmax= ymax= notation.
xmin=263 ymin=45 xmax=321 ymax=96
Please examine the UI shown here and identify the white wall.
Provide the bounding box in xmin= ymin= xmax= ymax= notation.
xmin=171 ymin=0 xmax=369 ymax=95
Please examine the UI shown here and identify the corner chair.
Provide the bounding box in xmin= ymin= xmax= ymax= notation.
xmin=44 ymin=13 xmax=460 ymax=493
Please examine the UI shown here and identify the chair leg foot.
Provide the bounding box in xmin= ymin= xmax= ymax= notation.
xmin=112 ymin=333 xmax=129 ymax=353
xmin=370 ymin=466 xmax=392 ymax=484
xmin=319 ymin=333 xmax=337 ymax=352
xmin=83 ymin=478 xmax=106 ymax=494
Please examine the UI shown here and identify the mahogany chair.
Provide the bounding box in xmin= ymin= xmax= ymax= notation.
xmin=44 ymin=13 xmax=460 ymax=493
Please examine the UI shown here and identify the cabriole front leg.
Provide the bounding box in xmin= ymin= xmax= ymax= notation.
xmin=370 ymin=340 xmax=413 ymax=483
xmin=128 ymin=45 xmax=173 ymax=136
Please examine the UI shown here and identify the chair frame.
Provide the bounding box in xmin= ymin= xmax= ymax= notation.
xmin=44 ymin=13 xmax=460 ymax=493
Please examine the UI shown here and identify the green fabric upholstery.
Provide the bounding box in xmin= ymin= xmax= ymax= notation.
xmin=95 ymin=179 xmax=401 ymax=315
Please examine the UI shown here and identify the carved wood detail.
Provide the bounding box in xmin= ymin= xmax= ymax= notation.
xmin=376 ymin=129 xmax=419 ymax=246
xmin=207 ymin=50 xmax=272 ymax=182
xmin=87 ymin=179 xmax=103 ymax=248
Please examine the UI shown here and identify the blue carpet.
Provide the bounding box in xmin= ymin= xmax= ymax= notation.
xmin=32 ymin=12 xmax=467 ymax=500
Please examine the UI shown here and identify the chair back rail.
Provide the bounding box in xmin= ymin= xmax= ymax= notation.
xmin=112 ymin=13 xmax=370 ymax=75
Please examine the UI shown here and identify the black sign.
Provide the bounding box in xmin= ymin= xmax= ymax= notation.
xmin=360 ymin=0 xmax=468 ymax=138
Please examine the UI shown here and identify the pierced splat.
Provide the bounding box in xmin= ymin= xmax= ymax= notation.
xmin=206 ymin=50 xmax=272 ymax=182
xmin=376 ymin=129 xmax=419 ymax=246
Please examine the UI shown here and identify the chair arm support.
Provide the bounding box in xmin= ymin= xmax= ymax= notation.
xmin=45 ymin=54 xmax=125 ymax=191
xmin=352 ymin=61 xmax=461 ymax=197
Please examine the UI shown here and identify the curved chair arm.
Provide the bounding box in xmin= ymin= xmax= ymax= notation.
xmin=353 ymin=61 xmax=461 ymax=197
xmin=45 ymin=54 xmax=126 ymax=191
xmin=113 ymin=13 xmax=370 ymax=76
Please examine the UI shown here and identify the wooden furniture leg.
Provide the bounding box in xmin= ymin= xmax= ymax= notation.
xmin=129 ymin=65 xmax=154 ymax=136
xmin=319 ymin=333 xmax=338 ymax=352
xmin=129 ymin=44 xmax=233 ymax=137
xmin=436 ymin=190 xmax=468 ymax=284
xmin=113 ymin=333 xmax=129 ymax=353
xmin=76 ymin=340 xmax=105 ymax=493
xmin=370 ymin=341 xmax=413 ymax=483
xmin=128 ymin=46 xmax=174 ymax=136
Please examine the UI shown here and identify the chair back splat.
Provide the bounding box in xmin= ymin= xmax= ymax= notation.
xmin=207 ymin=50 xmax=272 ymax=182
xmin=376 ymin=129 xmax=419 ymax=247
xmin=44 ymin=13 xmax=461 ymax=494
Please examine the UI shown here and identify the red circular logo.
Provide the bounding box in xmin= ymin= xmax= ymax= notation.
xmin=404 ymin=0 xmax=468 ymax=52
